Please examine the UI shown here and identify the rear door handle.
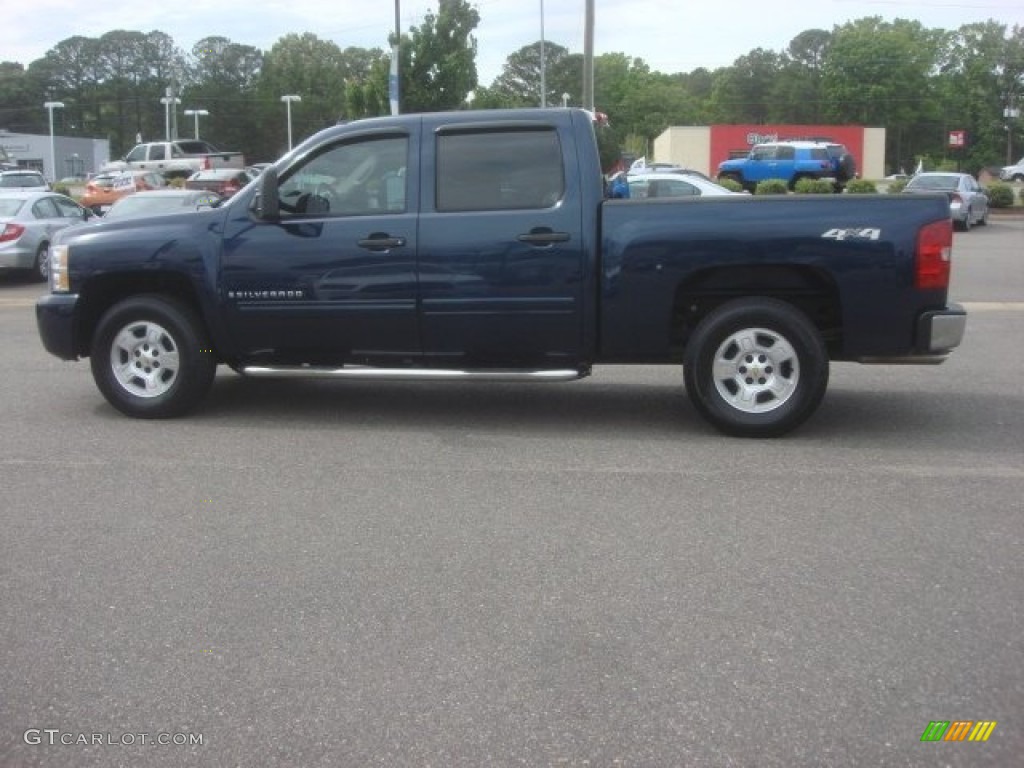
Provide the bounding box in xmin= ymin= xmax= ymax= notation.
xmin=358 ymin=235 xmax=406 ymax=251
xmin=517 ymin=230 xmax=570 ymax=245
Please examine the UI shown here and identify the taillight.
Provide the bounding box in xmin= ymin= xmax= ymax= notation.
xmin=915 ymin=219 xmax=952 ymax=290
xmin=0 ymin=223 xmax=26 ymax=242
xmin=202 ymin=157 xmax=212 ymax=170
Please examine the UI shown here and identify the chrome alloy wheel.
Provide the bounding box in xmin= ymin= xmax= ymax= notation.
xmin=711 ymin=327 xmax=800 ymax=414
xmin=109 ymin=320 xmax=181 ymax=398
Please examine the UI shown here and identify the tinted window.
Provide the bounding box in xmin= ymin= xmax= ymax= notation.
xmin=775 ymin=146 xmax=795 ymax=160
xmin=150 ymin=145 xmax=166 ymax=161
xmin=750 ymin=146 xmax=776 ymax=161
xmin=436 ymin=128 xmax=564 ymax=211
xmin=810 ymin=148 xmax=829 ymax=161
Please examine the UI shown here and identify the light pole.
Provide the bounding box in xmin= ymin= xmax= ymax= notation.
xmin=539 ymin=0 xmax=546 ymax=107
xmin=43 ymin=101 xmax=64 ymax=183
xmin=184 ymin=109 xmax=209 ymax=139
xmin=160 ymin=92 xmax=181 ymax=141
xmin=281 ymin=94 xmax=302 ymax=150
xmin=561 ymin=93 xmax=570 ymax=108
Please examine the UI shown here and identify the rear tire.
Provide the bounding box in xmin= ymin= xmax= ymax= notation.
xmin=90 ymin=295 xmax=216 ymax=418
xmin=34 ymin=243 xmax=49 ymax=282
xmin=683 ymin=298 xmax=829 ymax=437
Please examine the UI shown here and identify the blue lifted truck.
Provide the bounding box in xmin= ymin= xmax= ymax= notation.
xmin=37 ymin=108 xmax=965 ymax=437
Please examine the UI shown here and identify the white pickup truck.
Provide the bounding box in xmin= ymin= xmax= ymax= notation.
xmin=102 ymin=140 xmax=245 ymax=179
xmin=999 ymin=157 xmax=1024 ymax=182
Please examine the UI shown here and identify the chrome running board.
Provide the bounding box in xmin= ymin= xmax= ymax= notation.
xmin=239 ymin=365 xmax=588 ymax=382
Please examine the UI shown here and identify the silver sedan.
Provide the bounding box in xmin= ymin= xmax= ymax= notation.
xmin=901 ymin=172 xmax=989 ymax=231
xmin=0 ymin=191 xmax=92 ymax=280
xmin=627 ymin=171 xmax=744 ymax=199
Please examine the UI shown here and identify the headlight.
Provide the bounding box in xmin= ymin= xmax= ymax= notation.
xmin=50 ymin=244 xmax=70 ymax=292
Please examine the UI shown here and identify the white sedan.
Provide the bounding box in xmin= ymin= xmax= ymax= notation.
xmin=627 ymin=171 xmax=744 ymax=199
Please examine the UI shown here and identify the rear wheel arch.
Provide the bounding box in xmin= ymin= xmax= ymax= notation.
xmin=670 ymin=264 xmax=843 ymax=357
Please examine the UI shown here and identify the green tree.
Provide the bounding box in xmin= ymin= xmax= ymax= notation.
xmin=185 ymin=37 xmax=263 ymax=153
xmin=259 ymin=33 xmax=353 ymax=152
xmin=490 ymin=41 xmax=572 ymax=107
xmin=707 ymin=48 xmax=784 ymax=123
xmin=0 ymin=62 xmax=34 ymax=134
xmin=769 ymin=30 xmax=832 ymax=123
xmin=392 ymin=0 xmax=481 ymax=112
xmin=936 ymin=22 xmax=1024 ymax=171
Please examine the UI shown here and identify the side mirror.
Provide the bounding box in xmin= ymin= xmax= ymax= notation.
xmin=257 ymin=167 xmax=280 ymax=221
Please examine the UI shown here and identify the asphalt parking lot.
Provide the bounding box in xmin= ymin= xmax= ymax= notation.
xmin=1 ymin=217 xmax=1022 ymax=767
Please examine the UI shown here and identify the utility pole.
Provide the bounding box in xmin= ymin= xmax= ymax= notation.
xmin=583 ymin=0 xmax=594 ymax=112
xmin=390 ymin=0 xmax=401 ymax=115
xmin=539 ymin=0 xmax=547 ymax=107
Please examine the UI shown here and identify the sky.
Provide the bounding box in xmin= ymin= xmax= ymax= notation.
xmin=4 ymin=0 xmax=1023 ymax=89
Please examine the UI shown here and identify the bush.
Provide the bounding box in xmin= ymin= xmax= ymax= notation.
xmin=755 ymin=178 xmax=789 ymax=195
xmin=845 ymin=179 xmax=877 ymax=194
xmin=793 ymin=177 xmax=834 ymax=194
xmin=716 ymin=177 xmax=743 ymax=193
xmin=986 ymin=183 xmax=1014 ymax=208
xmin=52 ymin=183 xmax=70 ymax=197
xmin=168 ymin=177 xmax=186 ymax=189
xmin=886 ymin=179 xmax=909 ymax=194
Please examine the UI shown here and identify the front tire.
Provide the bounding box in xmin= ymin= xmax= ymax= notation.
xmin=683 ymin=298 xmax=829 ymax=437
xmin=90 ymin=295 xmax=216 ymax=418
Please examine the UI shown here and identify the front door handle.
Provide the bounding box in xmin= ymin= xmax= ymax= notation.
xmin=358 ymin=234 xmax=406 ymax=251
xmin=517 ymin=230 xmax=570 ymax=246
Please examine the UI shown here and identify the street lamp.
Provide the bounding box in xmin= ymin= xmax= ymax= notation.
xmin=43 ymin=101 xmax=64 ymax=183
xmin=184 ymin=109 xmax=209 ymax=139
xmin=561 ymin=93 xmax=570 ymax=108
xmin=281 ymin=94 xmax=302 ymax=150
xmin=160 ymin=93 xmax=181 ymax=141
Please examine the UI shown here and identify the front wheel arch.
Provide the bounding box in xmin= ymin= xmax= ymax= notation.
xmin=89 ymin=294 xmax=216 ymax=418
xmin=683 ymin=297 xmax=829 ymax=437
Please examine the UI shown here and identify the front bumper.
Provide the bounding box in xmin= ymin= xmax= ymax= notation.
xmin=36 ymin=293 xmax=81 ymax=361
xmin=858 ymin=303 xmax=967 ymax=364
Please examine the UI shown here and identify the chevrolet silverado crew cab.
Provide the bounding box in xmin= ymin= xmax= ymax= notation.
xmin=718 ymin=140 xmax=856 ymax=192
xmin=37 ymin=108 xmax=965 ymax=437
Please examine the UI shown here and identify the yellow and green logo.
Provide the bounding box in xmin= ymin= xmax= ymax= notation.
xmin=921 ymin=721 xmax=997 ymax=742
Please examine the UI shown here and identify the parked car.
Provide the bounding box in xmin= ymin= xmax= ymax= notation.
xmin=0 ymin=191 xmax=91 ymax=280
xmin=80 ymin=170 xmax=167 ymax=215
xmin=100 ymin=189 xmax=222 ymax=221
xmin=627 ymin=172 xmax=743 ymax=199
xmin=999 ymin=157 xmax=1024 ymax=182
xmin=901 ymin=172 xmax=989 ymax=231
xmin=629 ymin=164 xmax=714 ymax=182
xmin=185 ymin=168 xmax=252 ymax=199
xmin=718 ymin=140 xmax=856 ymax=192
xmin=0 ymin=170 xmax=50 ymax=191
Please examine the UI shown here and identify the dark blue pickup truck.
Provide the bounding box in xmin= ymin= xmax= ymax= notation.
xmin=37 ymin=108 xmax=966 ymax=436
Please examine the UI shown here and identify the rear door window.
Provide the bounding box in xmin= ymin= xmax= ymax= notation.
xmin=436 ymin=128 xmax=564 ymax=211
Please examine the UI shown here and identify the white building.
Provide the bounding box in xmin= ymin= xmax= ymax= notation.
xmin=0 ymin=130 xmax=110 ymax=181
